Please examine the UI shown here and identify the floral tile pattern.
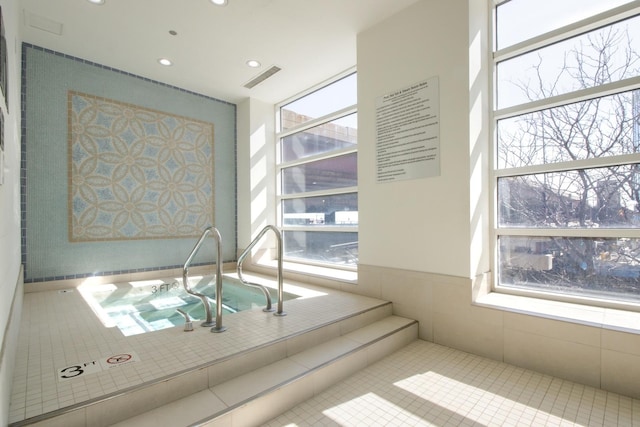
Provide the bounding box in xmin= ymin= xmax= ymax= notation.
xmin=68 ymin=91 xmax=215 ymax=241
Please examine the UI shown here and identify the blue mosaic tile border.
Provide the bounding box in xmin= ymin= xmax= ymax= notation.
xmin=21 ymin=43 xmax=238 ymax=284
xmin=22 ymin=261 xmax=216 ymax=283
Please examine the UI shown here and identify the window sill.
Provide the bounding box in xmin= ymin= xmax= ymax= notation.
xmin=281 ymin=261 xmax=357 ymax=282
xmin=248 ymin=258 xmax=357 ymax=285
xmin=475 ymin=292 xmax=640 ymax=335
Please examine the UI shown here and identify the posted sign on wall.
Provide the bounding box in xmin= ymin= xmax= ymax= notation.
xmin=375 ymin=77 xmax=440 ymax=183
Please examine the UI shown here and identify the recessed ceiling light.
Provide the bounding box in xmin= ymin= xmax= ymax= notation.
xmin=87 ymin=0 xmax=105 ymax=4
xmin=210 ymin=0 xmax=228 ymax=5
xmin=158 ymin=58 xmax=173 ymax=66
xmin=246 ymin=59 xmax=261 ymax=68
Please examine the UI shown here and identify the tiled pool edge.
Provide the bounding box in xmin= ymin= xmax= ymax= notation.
xmin=9 ymin=282 xmax=392 ymax=426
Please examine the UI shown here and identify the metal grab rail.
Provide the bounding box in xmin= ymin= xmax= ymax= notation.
xmin=182 ymin=226 xmax=227 ymax=332
xmin=237 ymin=225 xmax=286 ymax=316
xmin=237 ymin=276 xmax=274 ymax=313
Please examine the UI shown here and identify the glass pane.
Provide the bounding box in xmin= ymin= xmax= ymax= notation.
xmin=496 ymin=16 xmax=640 ymax=109
xmin=281 ymin=113 xmax=357 ymax=162
xmin=284 ymin=230 xmax=358 ymax=265
xmin=281 ymin=153 xmax=357 ymax=194
xmin=498 ymin=165 xmax=640 ymax=228
xmin=282 ymin=193 xmax=358 ymax=226
xmin=498 ymin=235 xmax=640 ymax=303
xmin=280 ymin=73 xmax=357 ymax=131
xmin=496 ymin=0 xmax=633 ymax=50
xmin=496 ymin=90 xmax=640 ymax=169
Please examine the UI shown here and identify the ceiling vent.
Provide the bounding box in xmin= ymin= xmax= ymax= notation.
xmin=244 ymin=66 xmax=282 ymax=89
xmin=26 ymin=12 xmax=64 ymax=35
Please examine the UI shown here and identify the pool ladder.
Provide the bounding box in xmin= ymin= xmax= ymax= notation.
xmin=182 ymin=225 xmax=287 ymax=334
xmin=237 ymin=225 xmax=286 ymax=317
xmin=182 ymin=226 xmax=226 ymax=332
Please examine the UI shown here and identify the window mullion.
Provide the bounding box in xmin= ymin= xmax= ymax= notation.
xmin=494 ymin=1 xmax=640 ymax=62
xmin=497 ymin=228 xmax=640 ymax=238
xmin=495 ymin=153 xmax=640 ymax=177
xmin=278 ymin=147 xmax=357 ymax=170
xmin=277 ymin=105 xmax=357 ymax=139
xmin=492 ymin=2 xmax=640 ymax=307
xmin=275 ymin=70 xmax=358 ymax=269
xmin=494 ymin=76 xmax=640 ymax=121
xmin=278 ymin=186 xmax=358 ymax=201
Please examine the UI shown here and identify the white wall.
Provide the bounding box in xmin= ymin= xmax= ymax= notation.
xmin=357 ymin=0 xmax=487 ymax=280
xmin=237 ymin=0 xmax=491 ymax=285
xmin=236 ymin=0 xmax=640 ymax=401
xmin=354 ymin=0 xmax=640 ymax=400
xmin=0 ymin=0 xmax=24 ymax=423
xmin=236 ymin=98 xmax=277 ymax=254
xmin=355 ymin=0 xmax=494 ymax=349
xmin=0 ymin=0 xmax=21 ymax=347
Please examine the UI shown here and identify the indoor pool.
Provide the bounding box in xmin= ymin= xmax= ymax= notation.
xmin=79 ymin=275 xmax=296 ymax=336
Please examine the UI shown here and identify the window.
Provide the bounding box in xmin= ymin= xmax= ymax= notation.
xmin=276 ymin=71 xmax=358 ymax=268
xmin=493 ymin=1 xmax=640 ymax=305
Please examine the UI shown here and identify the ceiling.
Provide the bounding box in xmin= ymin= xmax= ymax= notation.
xmin=20 ymin=0 xmax=419 ymax=105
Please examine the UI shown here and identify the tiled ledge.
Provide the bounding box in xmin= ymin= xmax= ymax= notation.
xmin=112 ymin=316 xmax=418 ymax=426
xmin=475 ymin=292 xmax=640 ymax=335
xmin=8 ymin=272 xmax=392 ymax=426
xmin=247 ymin=259 xmax=358 ymax=289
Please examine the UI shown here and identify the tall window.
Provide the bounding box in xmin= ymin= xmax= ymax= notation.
xmin=493 ymin=1 xmax=640 ymax=305
xmin=276 ymin=71 xmax=358 ymax=268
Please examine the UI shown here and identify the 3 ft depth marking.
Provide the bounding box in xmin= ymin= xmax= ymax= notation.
xmin=57 ymin=351 xmax=140 ymax=382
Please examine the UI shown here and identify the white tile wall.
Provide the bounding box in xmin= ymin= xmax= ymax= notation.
xmin=266 ymin=340 xmax=640 ymax=426
xmin=12 ymin=264 xmax=640 ymax=426
xmin=9 ymin=273 xmax=390 ymax=425
xmin=358 ymin=263 xmax=640 ymax=400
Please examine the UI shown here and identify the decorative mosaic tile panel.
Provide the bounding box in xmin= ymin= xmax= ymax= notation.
xmin=68 ymin=91 xmax=215 ymax=241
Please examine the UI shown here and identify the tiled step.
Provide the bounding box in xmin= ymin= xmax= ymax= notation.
xmin=113 ymin=315 xmax=418 ymax=427
xmin=20 ymin=302 xmax=397 ymax=427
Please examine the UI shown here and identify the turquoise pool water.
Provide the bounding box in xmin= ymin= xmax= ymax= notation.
xmin=81 ymin=275 xmax=295 ymax=336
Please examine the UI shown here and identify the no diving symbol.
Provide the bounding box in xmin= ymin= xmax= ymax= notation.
xmin=58 ymin=351 xmax=139 ymax=382
xmin=107 ymin=354 xmax=132 ymax=365
xmin=102 ymin=350 xmax=139 ymax=369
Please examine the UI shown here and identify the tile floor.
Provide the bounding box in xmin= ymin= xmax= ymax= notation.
xmin=9 ymin=271 xmax=640 ymax=427
xmin=265 ymin=341 xmax=640 ymax=427
xmin=8 ymin=272 xmax=386 ymax=425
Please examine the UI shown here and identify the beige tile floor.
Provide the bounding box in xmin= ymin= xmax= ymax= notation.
xmin=10 ymin=270 xmax=640 ymax=427
xmin=8 ymin=272 xmax=387 ymax=425
xmin=265 ymin=340 xmax=640 ymax=427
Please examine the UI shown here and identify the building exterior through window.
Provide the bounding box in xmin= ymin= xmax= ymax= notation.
xmin=276 ymin=71 xmax=358 ymax=268
xmin=493 ymin=0 xmax=640 ymax=306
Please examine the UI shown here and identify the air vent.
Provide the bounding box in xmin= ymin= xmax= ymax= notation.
xmin=26 ymin=12 xmax=64 ymax=35
xmin=244 ymin=66 xmax=282 ymax=89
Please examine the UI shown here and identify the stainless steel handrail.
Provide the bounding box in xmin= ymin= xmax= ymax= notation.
xmin=237 ymin=225 xmax=286 ymax=316
xmin=237 ymin=277 xmax=274 ymax=313
xmin=182 ymin=226 xmax=227 ymax=332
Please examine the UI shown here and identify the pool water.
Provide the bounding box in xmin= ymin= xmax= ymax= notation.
xmin=81 ymin=275 xmax=295 ymax=336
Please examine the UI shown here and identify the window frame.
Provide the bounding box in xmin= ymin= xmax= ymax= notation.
xmin=275 ymin=68 xmax=358 ymax=271
xmin=491 ymin=0 xmax=640 ymax=309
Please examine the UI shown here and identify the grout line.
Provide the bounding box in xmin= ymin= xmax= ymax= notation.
xmin=0 ymin=265 xmax=22 ymax=374
xmin=191 ymin=319 xmax=418 ymax=426
xmin=8 ymin=296 xmax=394 ymax=427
